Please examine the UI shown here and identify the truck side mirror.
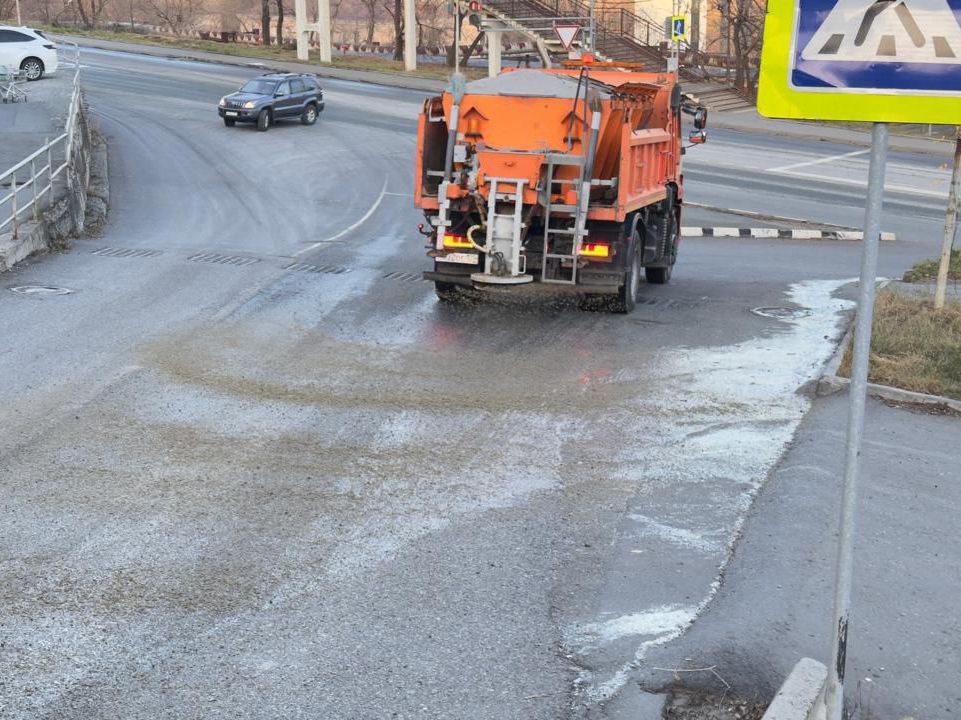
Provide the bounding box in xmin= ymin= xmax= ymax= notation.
xmin=689 ymin=129 xmax=707 ymax=144
xmin=693 ymin=108 xmax=707 ymax=130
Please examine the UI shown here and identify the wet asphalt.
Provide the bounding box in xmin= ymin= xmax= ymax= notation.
xmin=0 ymin=48 xmax=950 ymax=718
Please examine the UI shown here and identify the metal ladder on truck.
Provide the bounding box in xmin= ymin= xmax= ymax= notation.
xmin=541 ymin=111 xmax=601 ymax=285
xmin=540 ymin=153 xmax=588 ymax=284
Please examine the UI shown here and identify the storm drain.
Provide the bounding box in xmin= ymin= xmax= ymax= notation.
xmin=752 ymin=306 xmax=812 ymax=320
xmin=383 ymin=271 xmax=427 ymax=283
xmin=187 ymin=252 xmax=261 ymax=267
xmin=636 ymin=296 xmax=708 ymax=310
xmin=284 ymin=262 xmax=351 ymax=275
xmin=92 ymin=247 xmax=163 ymax=258
xmin=10 ymin=285 xmax=73 ymax=296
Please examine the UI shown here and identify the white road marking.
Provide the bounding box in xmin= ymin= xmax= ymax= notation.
xmin=768 ymin=168 xmax=949 ymax=198
xmin=767 ymin=148 xmax=870 ymax=173
xmin=294 ymin=175 xmax=388 ymax=256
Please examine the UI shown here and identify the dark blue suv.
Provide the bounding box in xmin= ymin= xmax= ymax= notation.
xmin=218 ymin=73 xmax=324 ymax=131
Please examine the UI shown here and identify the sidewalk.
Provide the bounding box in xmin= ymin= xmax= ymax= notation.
xmin=710 ymin=108 xmax=955 ymax=156
xmin=52 ymin=34 xmax=448 ymax=93
xmin=0 ymin=72 xmax=73 ymax=173
xmin=635 ymin=393 xmax=960 ymax=719
xmin=53 ymin=33 xmax=955 ymax=156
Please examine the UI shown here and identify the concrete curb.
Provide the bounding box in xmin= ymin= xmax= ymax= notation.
xmin=761 ymin=658 xmax=827 ymax=720
xmin=682 ymin=227 xmax=897 ymax=241
xmin=816 ymin=301 xmax=961 ymax=413
xmin=54 ymin=34 xmax=447 ymax=93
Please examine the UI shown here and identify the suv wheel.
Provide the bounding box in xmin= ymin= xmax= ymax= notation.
xmin=20 ymin=57 xmax=44 ymax=81
xmin=256 ymin=108 xmax=271 ymax=132
xmin=301 ymin=103 xmax=318 ymax=126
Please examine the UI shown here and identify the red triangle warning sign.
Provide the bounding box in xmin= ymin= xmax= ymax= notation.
xmin=554 ymin=24 xmax=581 ymax=50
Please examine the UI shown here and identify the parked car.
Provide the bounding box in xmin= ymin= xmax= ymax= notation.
xmin=218 ymin=73 xmax=324 ymax=131
xmin=0 ymin=26 xmax=58 ymax=80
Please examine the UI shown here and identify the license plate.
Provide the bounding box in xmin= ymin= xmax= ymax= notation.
xmin=225 ymin=111 xmax=238 ymax=117
xmin=440 ymin=252 xmax=478 ymax=265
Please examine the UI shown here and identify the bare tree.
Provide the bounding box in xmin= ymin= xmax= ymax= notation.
xmin=144 ymin=0 xmax=206 ymax=34
xmin=359 ymin=0 xmax=377 ymax=43
xmin=713 ymin=0 xmax=764 ymax=94
xmin=74 ymin=0 xmax=110 ymax=29
xmin=0 ymin=0 xmax=15 ymax=21
xmin=275 ymin=0 xmax=283 ymax=44
xmin=383 ymin=0 xmax=402 ymax=60
xmin=261 ymin=0 xmax=271 ymax=44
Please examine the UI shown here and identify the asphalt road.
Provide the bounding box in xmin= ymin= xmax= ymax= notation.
xmin=0 ymin=49 xmax=950 ymax=718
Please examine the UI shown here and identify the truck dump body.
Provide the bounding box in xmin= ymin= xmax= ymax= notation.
xmin=415 ymin=66 xmax=705 ymax=313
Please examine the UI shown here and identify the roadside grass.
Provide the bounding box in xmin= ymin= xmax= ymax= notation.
xmin=839 ymin=289 xmax=961 ymax=401
xmin=902 ymin=249 xmax=961 ymax=282
xmin=35 ymin=23 xmax=486 ymax=81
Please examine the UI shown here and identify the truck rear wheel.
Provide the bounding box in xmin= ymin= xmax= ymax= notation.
xmin=611 ymin=245 xmax=640 ymax=314
xmin=645 ymin=265 xmax=672 ymax=284
xmin=435 ymin=282 xmax=461 ymax=303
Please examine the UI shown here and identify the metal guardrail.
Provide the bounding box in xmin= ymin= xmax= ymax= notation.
xmin=0 ymin=44 xmax=90 ymax=240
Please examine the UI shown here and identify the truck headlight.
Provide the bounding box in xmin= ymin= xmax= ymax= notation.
xmin=243 ymin=100 xmax=257 ymax=109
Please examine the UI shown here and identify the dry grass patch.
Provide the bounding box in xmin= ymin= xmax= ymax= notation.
xmin=839 ymin=289 xmax=961 ymax=400
xmin=41 ymin=24 xmax=485 ymax=81
xmin=902 ymin=249 xmax=961 ymax=283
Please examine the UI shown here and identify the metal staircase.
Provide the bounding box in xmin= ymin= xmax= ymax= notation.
xmin=482 ymin=0 xmax=665 ymax=68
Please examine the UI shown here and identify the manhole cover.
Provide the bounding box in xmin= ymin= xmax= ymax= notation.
xmin=10 ymin=285 xmax=73 ymax=296
xmin=751 ymin=306 xmax=811 ymax=320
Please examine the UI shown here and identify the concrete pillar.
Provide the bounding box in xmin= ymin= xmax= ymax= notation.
xmin=317 ymin=0 xmax=332 ymax=63
xmin=487 ymin=32 xmax=501 ymax=77
xmin=294 ymin=0 xmax=309 ymax=60
xmin=403 ymin=0 xmax=417 ymax=70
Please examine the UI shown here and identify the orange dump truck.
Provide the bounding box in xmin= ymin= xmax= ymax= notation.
xmin=415 ymin=64 xmax=707 ymax=312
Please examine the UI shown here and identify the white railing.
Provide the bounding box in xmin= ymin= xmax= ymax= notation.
xmin=0 ymin=44 xmax=90 ymax=240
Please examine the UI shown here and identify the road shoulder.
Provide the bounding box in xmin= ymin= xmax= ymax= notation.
xmin=634 ymin=393 xmax=961 ymax=720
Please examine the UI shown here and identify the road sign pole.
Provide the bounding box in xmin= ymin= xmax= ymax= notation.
xmin=934 ymin=127 xmax=961 ymax=310
xmin=823 ymin=121 xmax=889 ymax=720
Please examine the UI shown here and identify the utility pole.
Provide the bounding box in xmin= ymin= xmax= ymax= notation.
xmin=404 ymin=0 xmax=417 ymax=70
xmin=15 ymin=0 xmax=22 ymax=25
xmin=934 ymin=126 xmax=961 ymax=310
xmin=295 ymin=0 xmax=331 ymax=62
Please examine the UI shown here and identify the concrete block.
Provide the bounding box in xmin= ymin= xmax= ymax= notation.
xmin=762 ymin=658 xmax=827 ymax=720
xmin=0 ymin=223 xmax=49 ymax=272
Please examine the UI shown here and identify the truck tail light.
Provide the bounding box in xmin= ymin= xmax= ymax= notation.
xmin=578 ymin=242 xmax=610 ymax=258
xmin=442 ymin=233 xmax=473 ymax=249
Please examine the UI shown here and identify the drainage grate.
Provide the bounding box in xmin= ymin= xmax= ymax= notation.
xmin=284 ymin=262 xmax=351 ymax=275
xmin=92 ymin=247 xmax=163 ymax=258
xmin=383 ymin=271 xmax=427 ymax=283
xmin=751 ymin=306 xmax=812 ymax=320
xmin=10 ymin=285 xmax=73 ymax=296
xmin=187 ymin=252 xmax=261 ymax=267
xmin=636 ymin=296 xmax=708 ymax=310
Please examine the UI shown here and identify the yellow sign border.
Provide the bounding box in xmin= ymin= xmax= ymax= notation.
xmin=757 ymin=0 xmax=961 ymax=124
xmin=671 ymin=15 xmax=688 ymax=41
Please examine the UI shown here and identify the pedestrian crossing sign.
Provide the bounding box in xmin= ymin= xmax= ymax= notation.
xmin=671 ymin=15 xmax=687 ymax=40
xmin=758 ymin=0 xmax=961 ymax=123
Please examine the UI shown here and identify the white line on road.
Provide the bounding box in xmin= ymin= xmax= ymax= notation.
xmin=767 ymin=169 xmax=948 ymax=198
xmin=295 ymin=176 xmax=389 ymax=256
xmin=766 ymin=148 xmax=870 ymax=173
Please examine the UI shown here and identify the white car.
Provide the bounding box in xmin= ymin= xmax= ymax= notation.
xmin=0 ymin=26 xmax=58 ymax=80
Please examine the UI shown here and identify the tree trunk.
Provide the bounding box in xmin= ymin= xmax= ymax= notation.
xmin=276 ymin=0 xmax=284 ymax=46
xmin=446 ymin=12 xmax=460 ymax=67
xmin=76 ymin=0 xmax=93 ymax=29
xmin=461 ymin=31 xmax=482 ymax=64
xmin=366 ymin=13 xmax=375 ymax=44
xmin=261 ymin=0 xmax=272 ymax=45
xmin=392 ymin=0 xmax=403 ymax=60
